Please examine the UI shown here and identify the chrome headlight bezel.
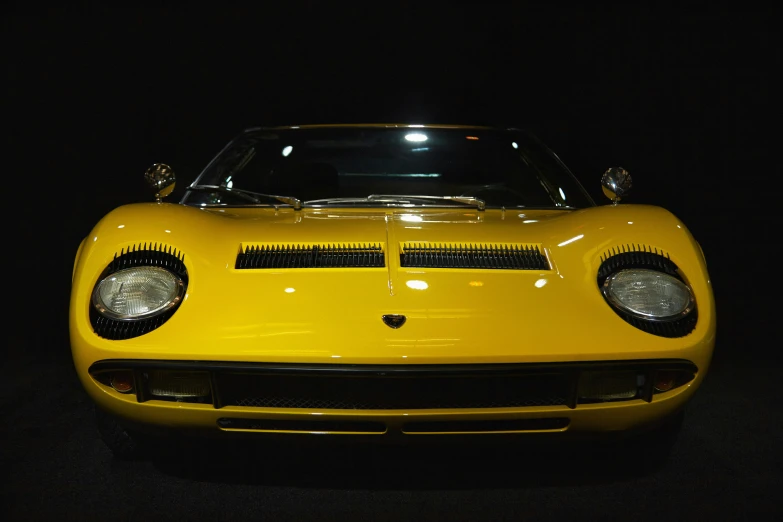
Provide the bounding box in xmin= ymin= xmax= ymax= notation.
xmin=600 ymin=268 xmax=695 ymax=322
xmin=597 ymin=248 xmax=698 ymax=338
xmin=89 ymin=244 xmax=189 ymax=340
xmin=91 ymin=266 xmax=186 ymax=321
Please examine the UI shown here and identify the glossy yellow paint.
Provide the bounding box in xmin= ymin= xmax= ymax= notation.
xmin=70 ymin=202 xmax=715 ymax=434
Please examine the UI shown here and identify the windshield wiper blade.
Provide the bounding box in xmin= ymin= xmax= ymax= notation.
xmin=303 ymin=197 xmax=375 ymax=205
xmin=186 ymin=185 xmax=302 ymax=209
xmin=368 ymin=194 xmax=486 ymax=210
xmin=303 ymin=194 xmax=485 ymax=210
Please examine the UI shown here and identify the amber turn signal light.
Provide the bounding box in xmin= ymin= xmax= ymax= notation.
xmin=110 ymin=372 xmax=134 ymax=393
xmin=654 ymin=370 xmax=678 ymax=392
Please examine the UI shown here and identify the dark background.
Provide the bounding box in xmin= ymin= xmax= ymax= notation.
xmin=4 ymin=3 xmax=780 ymax=521
xmin=8 ymin=4 xmax=776 ymax=332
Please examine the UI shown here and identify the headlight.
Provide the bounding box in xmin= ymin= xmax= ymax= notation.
xmin=602 ymin=268 xmax=694 ymax=320
xmin=92 ymin=266 xmax=185 ymax=320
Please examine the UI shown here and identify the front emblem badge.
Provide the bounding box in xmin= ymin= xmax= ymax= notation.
xmin=382 ymin=314 xmax=406 ymax=329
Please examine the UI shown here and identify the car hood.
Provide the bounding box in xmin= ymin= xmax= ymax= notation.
xmin=72 ymin=203 xmax=714 ymax=364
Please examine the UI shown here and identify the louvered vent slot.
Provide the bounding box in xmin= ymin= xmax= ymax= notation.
xmin=104 ymin=243 xmax=188 ymax=279
xmin=597 ymin=244 xmax=678 ymax=285
xmin=236 ymin=243 xmax=385 ymax=269
xmin=400 ymin=243 xmax=549 ymax=270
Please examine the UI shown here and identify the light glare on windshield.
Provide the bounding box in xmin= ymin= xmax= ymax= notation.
xmin=180 ymin=126 xmax=595 ymax=209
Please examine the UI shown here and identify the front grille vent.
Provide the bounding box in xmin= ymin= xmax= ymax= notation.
xmin=400 ymin=242 xmax=549 ymax=269
xmin=218 ymin=371 xmax=570 ymax=410
xmin=236 ymin=243 xmax=385 ymax=269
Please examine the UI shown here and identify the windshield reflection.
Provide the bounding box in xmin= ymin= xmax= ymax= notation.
xmin=181 ymin=126 xmax=594 ymax=209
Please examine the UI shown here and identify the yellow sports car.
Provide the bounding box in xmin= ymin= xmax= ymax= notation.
xmin=69 ymin=124 xmax=715 ymax=463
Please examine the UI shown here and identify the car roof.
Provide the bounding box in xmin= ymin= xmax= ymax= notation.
xmin=243 ymin=123 xmax=516 ymax=132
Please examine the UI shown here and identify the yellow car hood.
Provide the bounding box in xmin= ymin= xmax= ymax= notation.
xmin=71 ymin=203 xmax=715 ymax=365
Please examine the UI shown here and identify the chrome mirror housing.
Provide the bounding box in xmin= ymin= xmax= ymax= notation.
xmin=144 ymin=164 xmax=176 ymax=202
xmin=601 ymin=167 xmax=632 ymax=205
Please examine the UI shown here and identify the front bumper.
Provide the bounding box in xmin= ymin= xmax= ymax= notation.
xmin=83 ymin=359 xmax=703 ymax=439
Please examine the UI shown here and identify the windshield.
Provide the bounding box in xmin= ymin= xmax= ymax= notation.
xmin=181 ymin=126 xmax=594 ymax=209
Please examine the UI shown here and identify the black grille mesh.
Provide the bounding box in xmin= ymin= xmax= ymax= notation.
xmin=232 ymin=396 xmax=568 ymax=409
xmin=400 ymin=243 xmax=549 ymax=269
xmin=90 ymin=244 xmax=187 ymax=340
xmin=236 ymin=243 xmax=384 ymax=269
xmin=597 ymin=244 xmax=697 ymax=338
xmin=218 ymin=372 xmax=570 ymax=410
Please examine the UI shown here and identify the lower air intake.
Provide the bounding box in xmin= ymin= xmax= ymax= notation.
xmin=218 ymin=371 xmax=570 ymax=410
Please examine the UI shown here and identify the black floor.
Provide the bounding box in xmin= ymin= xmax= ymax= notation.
xmin=3 ymin=309 xmax=781 ymax=521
